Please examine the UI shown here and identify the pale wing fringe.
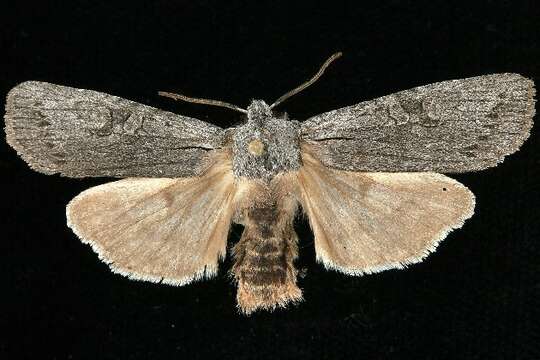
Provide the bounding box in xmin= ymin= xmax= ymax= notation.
xmin=66 ymin=151 xmax=236 ymax=286
xmin=297 ymin=148 xmax=476 ymax=275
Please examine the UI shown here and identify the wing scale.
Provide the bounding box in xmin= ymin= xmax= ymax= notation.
xmin=5 ymin=81 xmax=226 ymax=178
xmin=297 ymin=148 xmax=475 ymax=274
xmin=301 ymin=74 xmax=535 ymax=173
xmin=66 ymin=151 xmax=236 ymax=285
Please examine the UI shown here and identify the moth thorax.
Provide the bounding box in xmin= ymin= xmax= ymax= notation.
xmin=232 ymin=105 xmax=302 ymax=180
xmin=247 ymin=138 xmax=265 ymax=156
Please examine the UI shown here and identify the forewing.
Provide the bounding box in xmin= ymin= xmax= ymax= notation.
xmin=297 ymin=149 xmax=475 ymax=275
xmin=66 ymin=151 xmax=236 ymax=285
xmin=301 ymin=74 xmax=535 ymax=172
xmin=5 ymin=81 xmax=226 ymax=178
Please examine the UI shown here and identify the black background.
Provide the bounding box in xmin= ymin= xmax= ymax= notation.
xmin=2 ymin=1 xmax=539 ymax=359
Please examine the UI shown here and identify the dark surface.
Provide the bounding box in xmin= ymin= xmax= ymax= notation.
xmin=1 ymin=1 xmax=539 ymax=359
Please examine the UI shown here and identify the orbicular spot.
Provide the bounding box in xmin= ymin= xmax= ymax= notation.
xmin=37 ymin=119 xmax=50 ymax=127
xmin=396 ymin=93 xmax=441 ymax=127
xmin=247 ymin=138 xmax=265 ymax=156
xmin=96 ymin=120 xmax=113 ymax=136
xmin=109 ymin=108 xmax=132 ymax=124
xmin=487 ymin=102 xmax=506 ymax=120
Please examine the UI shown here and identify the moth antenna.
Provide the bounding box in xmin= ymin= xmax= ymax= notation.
xmin=270 ymin=51 xmax=342 ymax=109
xmin=158 ymin=91 xmax=247 ymax=114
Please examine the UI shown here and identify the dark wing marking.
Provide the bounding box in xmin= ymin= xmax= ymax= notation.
xmin=301 ymin=74 xmax=535 ymax=173
xmin=5 ymin=81 xmax=226 ymax=178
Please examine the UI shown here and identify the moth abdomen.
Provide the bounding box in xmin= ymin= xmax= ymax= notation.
xmin=242 ymin=252 xmax=288 ymax=287
xmin=232 ymin=183 xmax=302 ymax=314
xmin=233 ymin=228 xmax=301 ymax=313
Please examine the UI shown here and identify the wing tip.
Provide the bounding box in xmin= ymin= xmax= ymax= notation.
xmin=491 ymin=74 xmax=536 ymax=169
xmin=5 ymin=80 xmax=51 ymax=105
xmin=4 ymin=126 xmax=60 ymax=176
xmin=4 ymin=128 xmax=61 ymax=176
xmin=5 ymin=80 xmax=62 ymax=175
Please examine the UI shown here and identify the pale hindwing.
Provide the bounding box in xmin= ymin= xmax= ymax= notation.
xmin=297 ymin=151 xmax=475 ymax=275
xmin=66 ymin=151 xmax=236 ymax=285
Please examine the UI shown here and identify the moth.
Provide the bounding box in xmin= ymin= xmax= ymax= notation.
xmin=4 ymin=53 xmax=536 ymax=314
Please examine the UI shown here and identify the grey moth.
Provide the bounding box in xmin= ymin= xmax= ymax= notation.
xmin=4 ymin=53 xmax=535 ymax=313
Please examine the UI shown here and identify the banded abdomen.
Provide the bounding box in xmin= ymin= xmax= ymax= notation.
xmin=232 ymin=180 xmax=302 ymax=314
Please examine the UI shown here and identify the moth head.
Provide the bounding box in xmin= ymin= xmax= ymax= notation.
xmin=247 ymin=100 xmax=272 ymax=125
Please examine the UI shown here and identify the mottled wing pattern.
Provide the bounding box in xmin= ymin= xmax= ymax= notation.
xmin=301 ymin=74 xmax=535 ymax=172
xmin=66 ymin=151 xmax=236 ymax=285
xmin=5 ymin=81 xmax=226 ymax=178
xmin=297 ymin=149 xmax=475 ymax=274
